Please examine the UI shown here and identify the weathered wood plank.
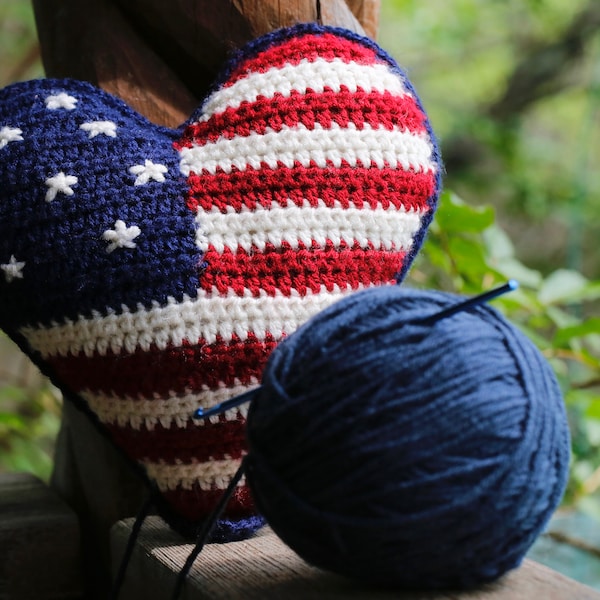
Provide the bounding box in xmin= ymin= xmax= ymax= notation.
xmin=0 ymin=472 xmax=82 ymax=599
xmin=111 ymin=516 xmax=600 ymax=600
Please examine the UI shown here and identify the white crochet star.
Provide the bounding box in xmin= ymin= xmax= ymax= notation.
xmin=80 ymin=120 xmax=118 ymax=138
xmin=129 ymin=159 xmax=168 ymax=185
xmin=0 ymin=126 xmax=23 ymax=149
xmin=45 ymin=93 xmax=78 ymax=110
xmin=103 ymin=220 xmax=141 ymax=253
xmin=1 ymin=255 xmax=25 ymax=282
xmin=45 ymin=172 xmax=78 ymax=202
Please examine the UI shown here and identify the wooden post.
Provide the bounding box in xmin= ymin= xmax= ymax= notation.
xmin=32 ymin=0 xmax=380 ymax=127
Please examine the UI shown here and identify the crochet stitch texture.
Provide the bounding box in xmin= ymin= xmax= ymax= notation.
xmin=0 ymin=24 xmax=441 ymax=536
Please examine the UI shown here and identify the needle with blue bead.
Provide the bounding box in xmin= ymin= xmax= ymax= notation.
xmin=194 ymin=279 xmax=519 ymax=421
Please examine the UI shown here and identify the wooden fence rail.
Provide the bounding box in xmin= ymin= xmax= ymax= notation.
xmin=3 ymin=472 xmax=600 ymax=600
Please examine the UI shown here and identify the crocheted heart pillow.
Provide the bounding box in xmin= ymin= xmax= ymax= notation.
xmin=0 ymin=24 xmax=441 ymax=538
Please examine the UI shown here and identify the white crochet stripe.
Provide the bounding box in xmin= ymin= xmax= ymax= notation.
xmin=179 ymin=123 xmax=435 ymax=176
xmin=81 ymin=380 xmax=257 ymax=430
xmin=20 ymin=286 xmax=356 ymax=359
xmin=144 ymin=457 xmax=245 ymax=492
xmin=199 ymin=58 xmax=411 ymax=121
xmin=195 ymin=203 xmax=425 ymax=254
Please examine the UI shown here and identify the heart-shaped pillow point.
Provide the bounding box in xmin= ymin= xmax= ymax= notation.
xmin=0 ymin=24 xmax=442 ymax=539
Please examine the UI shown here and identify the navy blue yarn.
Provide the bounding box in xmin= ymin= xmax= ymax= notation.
xmin=245 ymin=286 xmax=570 ymax=589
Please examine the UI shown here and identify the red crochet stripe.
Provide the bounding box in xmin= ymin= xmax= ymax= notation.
xmin=225 ymin=33 xmax=382 ymax=86
xmin=49 ymin=335 xmax=278 ymax=397
xmin=107 ymin=417 xmax=247 ymax=464
xmin=199 ymin=245 xmax=404 ymax=296
xmin=176 ymin=90 xmax=425 ymax=148
xmin=186 ymin=166 xmax=436 ymax=214
xmin=163 ymin=485 xmax=255 ymax=521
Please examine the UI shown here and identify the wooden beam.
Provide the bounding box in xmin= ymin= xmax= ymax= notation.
xmin=111 ymin=516 xmax=600 ymax=600
xmin=0 ymin=472 xmax=82 ymax=599
xmin=32 ymin=0 xmax=380 ymax=127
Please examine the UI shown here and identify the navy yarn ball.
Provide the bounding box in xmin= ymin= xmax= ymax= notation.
xmin=245 ymin=286 xmax=570 ymax=589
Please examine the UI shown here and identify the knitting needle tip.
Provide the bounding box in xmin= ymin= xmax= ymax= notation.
xmin=425 ymin=280 xmax=519 ymax=324
xmin=194 ymin=388 xmax=258 ymax=420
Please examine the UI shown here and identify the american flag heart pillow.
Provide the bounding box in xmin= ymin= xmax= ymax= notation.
xmin=0 ymin=24 xmax=442 ymax=538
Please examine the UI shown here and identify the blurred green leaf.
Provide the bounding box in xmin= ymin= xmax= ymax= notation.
xmin=583 ymin=396 xmax=600 ymax=420
xmin=483 ymin=224 xmax=515 ymax=260
xmin=556 ymin=319 xmax=600 ymax=346
xmin=539 ymin=269 xmax=590 ymax=306
xmin=0 ymin=411 xmax=26 ymax=431
xmin=434 ymin=192 xmax=496 ymax=234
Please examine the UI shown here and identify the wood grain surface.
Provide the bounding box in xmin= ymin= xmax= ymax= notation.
xmin=111 ymin=516 xmax=600 ymax=600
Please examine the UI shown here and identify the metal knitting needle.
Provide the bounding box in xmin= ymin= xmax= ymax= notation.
xmin=194 ymin=280 xmax=519 ymax=420
xmin=194 ymin=387 xmax=258 ymax=420
xmin=421 ymin=279 xmax=519 ymax=324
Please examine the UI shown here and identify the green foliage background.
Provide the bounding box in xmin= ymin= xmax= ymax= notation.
xmin=0 ymin=0 xmax=599 ymax=521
